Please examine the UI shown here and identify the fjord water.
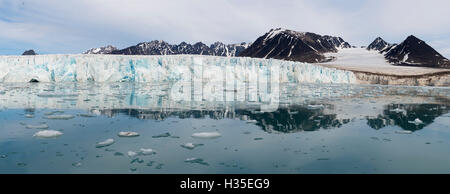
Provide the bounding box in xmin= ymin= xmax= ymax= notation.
xmin=0 ymin=81 xmax=449 ymax=173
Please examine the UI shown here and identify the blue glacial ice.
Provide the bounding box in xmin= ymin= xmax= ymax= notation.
xmin=0 ymin=55 xmax=356 ymax=84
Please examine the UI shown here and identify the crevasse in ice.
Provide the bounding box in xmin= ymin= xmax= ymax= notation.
xmin=0 ymin=54 xmax=356 ymax=83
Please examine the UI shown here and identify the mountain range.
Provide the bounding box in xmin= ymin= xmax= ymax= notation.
xmin=239 ymin=28 xmax=351 ymax=63
xmin=84 ymin=41 xmax=250 ymax=57
xmin=81 ymin=28 xmax=449 ymax=68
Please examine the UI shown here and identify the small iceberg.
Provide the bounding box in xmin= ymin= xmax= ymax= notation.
xmin=408 ymin=118 xmax=424 ymax=125
xmin=395 ymin=130 xmax=413 ymax=134
xmin=118 ymin=131 xmax=140 ymax=137
xmin=24 ymin=114 xmax=34 ymax=118
xmin=26 ymin=124 xmax=49 ymax=129
xmin=139 ymin=148 xmax=156 ymax=155
xmin=33 ymin=130 xmax=63 ymax=138
xmin=180 ymin=143 xmax=204 ymax=150
xmin=191 ymin=132 xmax=222 ymax=139
xmin=96 ymin=138 xmax=115 ymax=148
xmin=128 ymin=151 xmax=138 ymax=157
xmin=44 ymin=114 xmax=75 ymax=120
xmin=307 ymin=104 xmax=324 ymax=110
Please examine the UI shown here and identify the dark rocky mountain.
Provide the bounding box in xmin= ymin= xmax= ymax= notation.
xmin=238 ymin=28 xmax=352 ymax=63
xmin=367 ymin=37 xmax=391 ymax=51
xmin=84 ymin=45 xmax=118 ymax=54
xmin=22 ymin=50 xmax=36 ymax=55
xmin=86 ymin=41 xmax=250 ymax=56
xmin=384 ymin=35 xmax=450 ymax=68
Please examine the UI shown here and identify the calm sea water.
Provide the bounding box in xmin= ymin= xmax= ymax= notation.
xmin=0 ymin=82 xmax=449 ymax=173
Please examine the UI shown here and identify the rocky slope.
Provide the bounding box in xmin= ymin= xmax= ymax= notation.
xmin=238 ymin=28 xmax=351 ymax=63
xmin=384 ymin=35 xmax=450 ymax=68
xmin=367 ymin=37 xmax=391 ymax=51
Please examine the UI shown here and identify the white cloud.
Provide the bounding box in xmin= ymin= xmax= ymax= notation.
xmin=0 ymin=0 xmax=449 ymax=56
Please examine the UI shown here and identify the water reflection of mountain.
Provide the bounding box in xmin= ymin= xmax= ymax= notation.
xmin=367 ymin=104 xmax=448 ymax=131
xmin=98 ymin=105 xmax=350 ymax=133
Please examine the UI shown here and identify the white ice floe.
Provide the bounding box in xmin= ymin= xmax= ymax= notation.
xmin=181 ymin=143 xmax=204 ymax=150
xmin=33 ymin=130 xmax=63 ymax=138
xmin=118 ymin=131 xmax=140 ymax=137
xmin=181 ymin=143 xmax=195 ymax=149
xmin=44 ymin=114 xmax=75 ymax=120
xmin=139 ymin=148 xmax=156 ymax=155
xmin=395 ymin=130 xmax=413 ymax=134
xmin=24 ymin=114 xmax=34 ymax=118
xmin=26 ymin=124 xmax=49 ymax=129
xmin=96 ymin=138 xmax=115 ymax=148
xmin=408 ymin=118 xmax=424 ymax=125
xmin=307 ymin=104 xmax=324 ymax=109
xmin=127 ymin=151 xmax=138 ymax=157
xmin=191 ymin=132 xmax=222 ymax=139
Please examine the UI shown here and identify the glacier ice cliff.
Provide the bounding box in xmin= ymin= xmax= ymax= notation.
xmin=0 ymin=54 xmax=356 ymax=84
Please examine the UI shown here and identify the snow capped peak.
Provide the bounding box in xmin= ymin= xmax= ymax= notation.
xmin=241 ymin=28 xmax=352 ymax=63
xmin=84 ymin=40 xmax=250 ymax=57
xmin=84 ymin=45 xmax=117 ymax=54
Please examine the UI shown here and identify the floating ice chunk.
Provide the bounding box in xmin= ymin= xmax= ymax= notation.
xmin=307 ymin=104 xmax=324 ymax=109
xmin=33 ymin=130 xmax=63 ymax=138
xmin=44 ymin=114 xmax=75 ymax=120
xmin=191 ymin=132 xmax=222 ymax=139
xmin=181 ymin=143 xmax=204 ymax=150
xmin=408 ymin=118 xmax=424 ymax=125
xmin=395 ymin=130 xmax=413 ymax=134
xmin=118 ymin=131 xmax=140 ymax=137
xmin=72 ymin=162 xmax=82 ymax=167
xmin=128 ymin=151 xmax=138 ymax=157
xmin=25 ymin=114 xmax=34 ymax=118
xmin=184 ymin=158 xmax=209 ymax=166
xmin=96 ymin=138 xmax=115 ymax=148
xmin=139 ymin=148 xmax=156 ymax=155
xmin=26 ymin=124 xmax=49 ymax=129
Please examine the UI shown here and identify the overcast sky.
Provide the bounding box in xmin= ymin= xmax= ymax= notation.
xmin=1 ymin=0 xmax=450 ymax=57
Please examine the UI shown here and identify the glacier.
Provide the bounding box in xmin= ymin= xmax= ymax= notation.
xmin=0 ymin=54 xmax=356 ymax=84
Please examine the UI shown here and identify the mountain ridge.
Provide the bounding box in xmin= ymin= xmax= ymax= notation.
xmin=238 ymin=28 xmax=352 ymax=63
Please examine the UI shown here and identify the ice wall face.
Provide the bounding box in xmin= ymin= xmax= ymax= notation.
xmin=0 ymin=55 xmax=356 ymax=84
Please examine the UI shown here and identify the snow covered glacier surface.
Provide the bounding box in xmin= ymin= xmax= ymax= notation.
xmin=0 ymin=55 xmax=356 ymax=83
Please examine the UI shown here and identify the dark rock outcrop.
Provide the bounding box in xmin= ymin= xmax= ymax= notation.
xmin=22 ymin=50 xmax=36 ymax=55
xmin=367 ymin=37 xmax=391 ymax=51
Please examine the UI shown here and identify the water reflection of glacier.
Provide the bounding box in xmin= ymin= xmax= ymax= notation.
xmin=3 ymin=82 xmax=449 ymax=133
